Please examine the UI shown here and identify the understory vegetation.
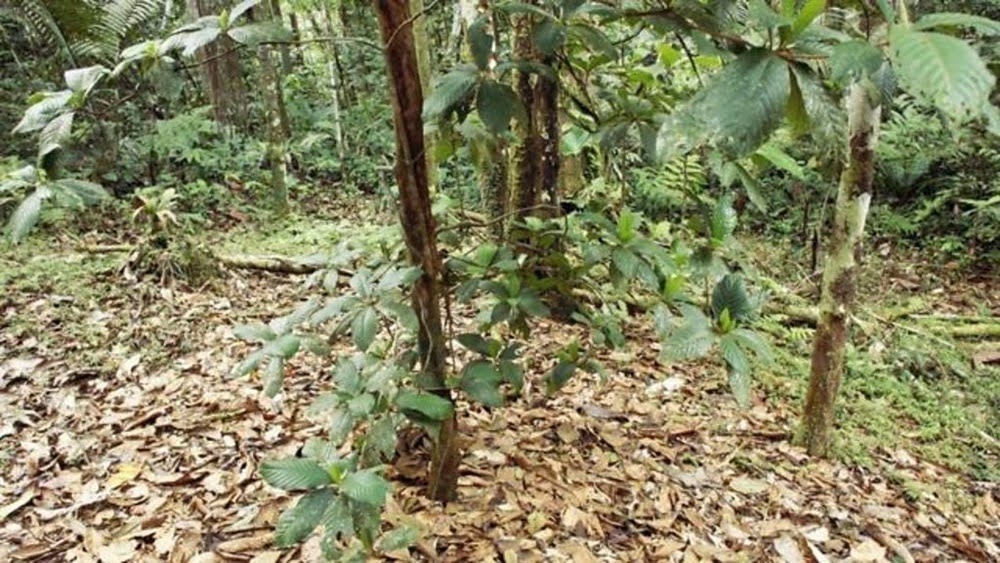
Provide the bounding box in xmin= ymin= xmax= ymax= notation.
xmin=1 ymin=0 xmax=998 ymax=561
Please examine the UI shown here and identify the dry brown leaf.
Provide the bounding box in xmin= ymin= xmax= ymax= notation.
xmin=0 ymin=490 xmax=35 ymax=521
xmin=97 ymin=540 xmax=137 ymax=563
xmin=106 ymin=463 xmax=143 ymax=489
xmin=729 ymin=476 xmax=769 ymax=495
xmin=850 ymin=538 xmax=887 ymax=562
xmin=774 ymin=535 xmax=805 ymax=563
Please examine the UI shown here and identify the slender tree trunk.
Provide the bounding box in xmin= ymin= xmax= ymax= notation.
xmin=186 ymin=0 xmax=248 ymax=128
xmin=408 ymin=0 xmax=438 ymax=194
xmin=258 ymin=0 xmax=291 ymax=212
xmin=373 ymin=0 xmax=461 ymax=503
xmin=509 ymin=2 xmax=559 ymax=223
xmin=268 ymin=0 xmax=293 ymax=75
xmin=800 ymin=84 xmax=881 ymax=457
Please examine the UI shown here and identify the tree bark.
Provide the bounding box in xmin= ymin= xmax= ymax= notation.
xmin=186 ymin=0 xmax=248 ymax=128
xmin=258 ymin=0 xmax=290 ymax=212
xmin=409 ymin=0 xmax=439 ymax=194
xmin=800 ymin=84 xmax=881 ymax=457
xmin=373 ymin=0 xmax=461 ymax=503
xmin=509 ymin=2 xmax=559 ymax=224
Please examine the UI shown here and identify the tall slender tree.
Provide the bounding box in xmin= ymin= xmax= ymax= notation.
xmin=373 ymin=0 xmax=461 ymax=502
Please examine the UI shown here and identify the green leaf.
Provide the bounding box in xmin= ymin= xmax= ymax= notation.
xmin=234 ymin=323 xmax=277 ymax=342
xmin=396 ymin=391 xmax=454 ymax=422
xmin=499 ymin=360 xmax=524 ymax=393
xmin=516 ymin=291 xmax=550 ymax=317
xmin=365 ymin=415 xmax=398 ymax=462
xmin=227 ymin=22 xmax=292 ymax=46
xmin=616 ymin=208 xmax=639 ymax=242
xmin=711 ymin=274 xmax=755 ymax=323
xmin=260 ymin=458 xmax=332 ymax=491
xmin=65 ymin=65 xmax=108 ymax=94
xmin=423 ymin=65 xmax=478 ymax=120
xmin=351 ymin=308 xmax=378 ymax=352
xmin=347 ymin=393 xmax=376 ymax=417
xmin=731 ymin=162 xmax=768 ymax=213
xmin=229 ymin=0 xmax=259 ymax=23
xmin=38 ymin=111 xmax=74 ymax=158
xmin=468 ymin=16 xmax=493 ymax=70
xmin=889 ymin=28 xmax=995 ymax=123
xmin=7 ymin=186 xmax=51 ymax=242
xmin=727 ymin=366 xmax=752 ymax=408
xmin=341 ymin=468 xmax=390 ymax=507
xmin=263 ymin=357 xmax=284 ymax=397
xmin=320 ymin=495 xmax=354 ymax=549
xmin=231 ymin=349 xmax=265 ymax=378
xmin=719 ymin=333 xmax=751 ymax=376
xmin=754 ymin=142 xmax=805 ymax=180
xmin=662 ymin=49 xmax=791 ymax=157
xmin=377 ymin=523 xmax=421 ymax=553
xmin=377 ymin=299 xmax=419 ymax=333
xmin=49 ymin=178 xmax=108 ymax=205
xmin=477 ymin=79 xmax=521 ymax=135
xmin=568 ymin=23 xmax=616 ymax=59
xmin=275 ymin=488 xmax=334 ymax=547
xmin=461 ymin=361 xmax=504 ymax=407
xmin=545 ymin=360 xmax=576 ymax=394
xmin=532 ymin=19 xmax=566 ymax=55
xmin=611 ymin=248 xmax=640 ymax=278
xmin=457 ymin=333 xmax=490 ymax=355
xmin=789 ymin=0 xmax=825 ymax=40
xmin=731 ymin=328 xmax=775 ymax=364
xmin=830 ymin=40 xmax=885 ymax=85
xmin=262 ymin=333 xmax=301 ymax=359
xmin=709 ymin=194 xmax=738 ymax=244
xmin=914 ymin=13 xmax=1000 ymax=35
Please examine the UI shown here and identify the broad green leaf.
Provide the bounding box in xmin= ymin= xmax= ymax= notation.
xmin=914 ymin=13 xmax=1000 ymax=35
xmin=468 ymin=16 xmax=493 ymax=70
xmin=731 ymin=162 xmax=768 ymax=213
xmin=616 ymin=208 xmax=639 ymax=242
xmin=611 ymin=248 xmax=640 ymax=278
xmin=38 ymin=112 xmax=74 ymax=158
xmin=889 ymin=28 xmax=995 ymax=123
xmin=377 ymin=299 xmax=419 ymax=333
xmin=263 ymin=357 xmax=284 ymax=397
xmin=461 ymin=361 xmax=503 ymax=407
xmin=457 ymin=333 xmax=491 ymax=355
xmin=260 ymin=458 xmax=332 ymax=491
xmin=711 ymin=274 xmax=755 ymax=323
xmin=340 ymin=468 xmax=390 ymax=507
xmin=397 ymin=391 xmax=454 ymax=422
xmin=229 ymin=0 xmax=260 ymax=24
xmin=719 ymin=333 xmax=751 ymax=376
xmin=499 ymin=361 xmax=524 ymax=393
xmin=347 ymin=393 xmax=376 ymax=417
xmin=231 ymin=349 xmax=266 ymax=378
xmin=830 ymin=40 xmax=885 ymax=85
xmin=275 ymin=488 xmax=334 ymax=547
xmin=228 ymin=22 xmax=292 ymax=46
xmin=709 ymin=195 xmax=738 ymax=244
xmin=731 ymin=328 xmax=775 ymax=364
xmin=727 ymin=366 xmax=752 ymax=408
xmin=532 ymin=19 xmax=566 ymax=55
xmin=49 ymin=178 xmax=108 ymax=205
xmin=516 ymin=291 xmax=550 ymax=317
xmin=789 ymin=0 xmax=825 ymax=40
xmin=179 ymin=27 xmax=223 ymax=57
xmin=333 ymin=358 xmax=362 ymax=394
xmin=262 ymin=333 xmax=301 ymax=359
xmin=568 ymin=23 xmax=616 ymax=59
xmin=329 ymin=408 xmax=355 ymax=444
xmin=754 ymin=142 xmax=805 ymax=180
xmin=423 ymin=65 xmax=478 ymax=120
xmin=545 ymin=360 xmax=576 ymax=394
xmin=477 ymin=79 xmax=521 ymax=135
xmin=376 ymin=523 xmax=421 ymax=553
xmin=665 ymin=49 xmax=791 ymax=157
xmin=351 ymin=308 xmax=378 ymax=352
xmin=8 ymin=186 xmax=51 ymax=242
xmin=365 ymin=415 xmax=397 ymax=461
xmin=234 ymin=323 xmax=277 ymax=342
xmin=320 ymin=495 xmax=354 ymax=546
xmin=65 ymin=65 xmax=108 ymax=94
xmin=13 ymin=91 xmax=73 ymax=134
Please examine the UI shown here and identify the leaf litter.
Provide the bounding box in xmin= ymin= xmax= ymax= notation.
xmin=0 ymin=261 xmax=997 ymax=562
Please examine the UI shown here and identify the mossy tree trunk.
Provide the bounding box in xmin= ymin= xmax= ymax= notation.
xmin=258 ymin=0 xmax=290 ymax=213
xmin=409 ymin=0 xmax=439 ymax=194
xmin=800 ymin=84 xmax=881 ymax=457
xmin=374 ymin=0 xmax=461 ymax=502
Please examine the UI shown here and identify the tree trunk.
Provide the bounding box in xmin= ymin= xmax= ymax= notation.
xmin=268 ymin=0 xmax=293 ymax=75
xmin=373 ymin=0 xmax=461 ymax=503
xmin=186 ymin=0 xmax=248 ymax=128
xmin=409 ymin=0 xmax=439 ymax=194
xmin=800 ymin=84 xmax=881 ymax=457
xmin=259 ymin=0 xmax=291 ymax=212
xmin=509 ymin=3 xmax=560 ymax=223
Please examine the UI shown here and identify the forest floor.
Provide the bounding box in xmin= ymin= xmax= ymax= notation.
xmin=1 ymin=211 xmax=998 ymax=563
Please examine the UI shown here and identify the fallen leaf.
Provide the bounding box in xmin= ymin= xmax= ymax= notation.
xmin=97 ymin=540 xmax=136 ymax=563
xmin=0 ymin=489 xmax=35 ymax=521
xmin=106 ymin=463 xmax=143 ymax=489
xmin=774 ymin=535 xmax=805 ymax=563
xmin=730 ymin=476 xmax=769 ymax=495
xmin=850 ymin=538 xmax=887 ymax=562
